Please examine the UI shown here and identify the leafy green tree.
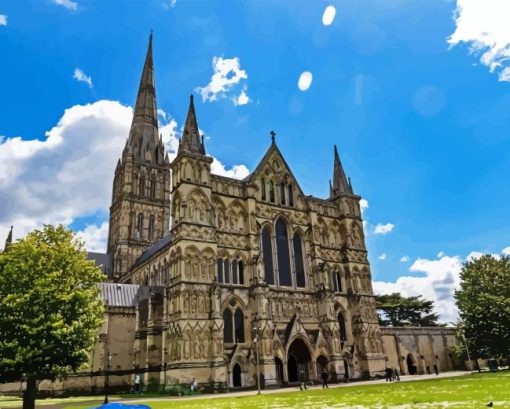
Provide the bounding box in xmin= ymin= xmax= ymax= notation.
xmin=375 ymin=292 xmax=440 ymax=327
xmin=455 ymin=255 xmax=510 ymax=359
xmin=0 ymin=225 xmax=104 ymax=409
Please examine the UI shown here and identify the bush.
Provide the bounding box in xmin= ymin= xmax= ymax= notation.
xmin=161 ymin=384 xmax=199 ymax=396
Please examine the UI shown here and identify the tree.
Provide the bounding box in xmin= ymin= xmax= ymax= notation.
xmin=375 ymin=293 xmax=440 ymax=327
xmin=455 ymin=255 xmax=510 ymax=359
xmin=0 ymin=225 xmax=104 ymax=409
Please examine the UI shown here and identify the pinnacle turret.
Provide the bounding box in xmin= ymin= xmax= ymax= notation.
xmin=330 ymin=145 xmax=353 ymax=198
xmin=178 ymin=95 xmax=205 ymax=155
xmin=4 ymin=225 xmax=13 ymax=252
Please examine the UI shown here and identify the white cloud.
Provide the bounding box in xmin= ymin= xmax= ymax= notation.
xmin=322 ymin=5 xmax=336 ymax=26
xmin=73 ymin=68 xmax=93 ymax=88
xmin=0 ymin=100 xmax=249 ymax=249
xmin=75 ymin=222 xmax=109 ymax=252
xmin=400 ymin=256 xmax=409 ymax=262
xmin=162 ymin=0 xmax=177 ymax=9
xmin=374 ymin=222 xmax=394 ymax=234
xmin=232 ymin=86 xmax=250 ymax=106
xmin=298 ymin=71 xmax=313 ymax=91
xmin=373 ymin=245 xmax=510 ymax=323
xmin=52 ymin=0 xmax=78 ymax=11
xmin=378 ymin=253 xmax=387 ymax=261
xmin=0 ymin=15 xmax=7 ymax=26
xmin=359 ymin=199 xmax=368 ymax=214
xmin=437 ymin=251 xmax=444 ymax=258
xmin=196 ymin=57 xmax=250 ymax=105
xmin=503 ymin=247 xmax=510 ymax=256
xmin=448 ymin=0 xmax=510 ymax=82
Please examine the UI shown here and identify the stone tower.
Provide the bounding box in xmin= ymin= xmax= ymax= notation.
xmin=107 ymin=34 xmax=171 ymax=281
xmin=327 ymin=145 xmax=385 ymax=376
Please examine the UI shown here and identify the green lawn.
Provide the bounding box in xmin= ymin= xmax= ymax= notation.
xmin=2 ymin=372 xmax=508 ymax=409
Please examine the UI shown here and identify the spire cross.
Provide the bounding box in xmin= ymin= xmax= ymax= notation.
xmin=270 ymin=130 xmax=276 ymax=142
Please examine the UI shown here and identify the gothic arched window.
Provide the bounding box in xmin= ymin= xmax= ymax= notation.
xmin=149 ymin=178 xmax=156 ymax=199
xmin=276 ymin=218 xmax=292 ymax=287
xmin=137 ymin=213 xmax=144 ymax=239
xmin=262 ymin=227 xmax=274 ymax=285
xmin=338 ymin=312 xmax=347 ymax=342
xmin=288 ymin=184 xmax=294 ymax=207
xmin=232 ymin=259 xmax=238 ymax=285
xmin=269 ymin=181 xmax=275 ymax=203
xmin=148 ymin=215 xmax=155 ymax=240
xmin=234 ymin=308 xmax=245 ymax=343
xmin=238 ymin=260 xmax=244 ymax=285
xmin=223 ymin=258 xmax=230 ymax=284
xmin=261 ymin=177 xmax=266 ymax=201
xmin=333 ymin=271 xmax=342 ymax=292
xmin=293 ymin=233 xmax=305 ymax=288
xmin=223 ymin=309 xmax=233 ymax=343
xmin=139 ymin=177 xmax=146 ymax=197
xmin=280 ymin=182 xmax=286 ymax=205
xmin=216 ymin=258 xmax=224 ymax=283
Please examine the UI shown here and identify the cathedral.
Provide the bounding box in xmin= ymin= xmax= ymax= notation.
xmin=102 ymin=33 xmax=387 ymax=389
xmin=1 ymin=35 xmax=457 ymax=395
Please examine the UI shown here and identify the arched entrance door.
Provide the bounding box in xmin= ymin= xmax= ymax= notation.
xmin=287 ymin=338 xmax=311 ymax=383
xmin=275 ymin=357 xmax=284 ymax=384
xmin=317 ymin=355 xmax=328 ymax=377
xmin=406 ymin=354 xmax=416 ymax=375
xmin=233 ymin=363 xmax=242 ymax=387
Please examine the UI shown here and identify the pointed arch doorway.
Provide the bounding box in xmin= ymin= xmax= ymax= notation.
xmin=233 ymin=363 xmax=242 ymax=387
xmin=287 ymin=338 xmax=312 ymax=382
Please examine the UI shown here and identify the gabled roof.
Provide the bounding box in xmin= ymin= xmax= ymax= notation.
xmin=244 ymin=138 xmax=305 ymax=197
xmin=133 ymin=232 xmax=172 ymax=268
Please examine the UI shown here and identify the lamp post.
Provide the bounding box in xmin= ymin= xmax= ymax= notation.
xmin=253 ymin=324 xmax=261 ymax=395
xmin=104 ymin=298 xmax=111 ymax=404
xmin=104 ymin=352 xmax=112 ymax=404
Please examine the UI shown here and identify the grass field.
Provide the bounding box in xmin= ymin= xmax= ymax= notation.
xmin=1 ymin=372 xmax=509 ymax=409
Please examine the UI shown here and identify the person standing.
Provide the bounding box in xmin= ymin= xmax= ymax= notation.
xmin=134 ymin=373 xmax=141 ymax=394
xmin=394 ymin=368 xmax=400 ymax=381
xmin=299 ymin=370 xmax=307 ymax=391
xmin=321 ymin=369 xmax=329 ymax=389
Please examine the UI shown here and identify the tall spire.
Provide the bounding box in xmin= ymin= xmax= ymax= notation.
xmin=330 ymin=145 xmax=353 ymax=198
xmin=178 ymin=95 xmax=205 ymax=155
xmin=4 ymin=226 xmax=12 ymax=252
xmin=127 ymin=32 xmax=159 ymax=161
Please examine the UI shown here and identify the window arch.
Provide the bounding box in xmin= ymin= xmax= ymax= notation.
xmin=269 ymin=181 xmax=275 ymax=203
xmin=262 ymin=227 xmax=274 ymax=285
xmin=234 ymin=308 xmax=245 ymax=343
xmin=223 ymin=309 xmax=233 ymax=343
xmin=232 ymin=259 xmax=238 ymax=285
xmin=276 ymin=218 xmax=292 ymax=286
xmin=261 ymin=177 xmax=266 ymax=200
xmin=279 ymin=182 xmax=286 ymax=205
xmin=338 ymin=312 xmax=347 ymax=342
xmin=148 ymin=215 xmax=155 ymax=240
xmin=238 ymin=260 xmax=244 ymax=285
xmin=216 ymin=258 xmax=224 ymax=283
xmin=224 ymin=259 xmax=230 ymax=283
xmin=137 ymin=213 xmax=144 ymax=240
xmin=332 ymin=271 xmax=342 ymax=293
xmin=293 ymin=233 xmax=305 ymax=288
xmin=139 ymin=176 xmax=145 ymax=197
xmin=149 ymin=178 xmax=156 ymax=199
xmin=288 ymin=184 xmax=294 ymax=207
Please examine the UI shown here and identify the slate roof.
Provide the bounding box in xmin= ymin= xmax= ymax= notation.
xmin=98 ymin=282 xmax=151 ymax=307
xmin=134 ymin=233 xmax=172 ymax=267
xmin=87 ymin=252 xmax=111 ymax=277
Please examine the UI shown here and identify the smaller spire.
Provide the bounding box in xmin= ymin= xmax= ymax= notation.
xmin=4 ymin=226 xmax=13 ymax=252
xmin=330 ymin=145 xmax=353 ymax=198
xmin=179 ymin=94 xmax=205 ymax=155
xmin=270 ymin=130 xmax=276 ymax=143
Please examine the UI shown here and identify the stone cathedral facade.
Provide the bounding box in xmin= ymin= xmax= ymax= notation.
xmin=101 ymin=34 xmax=388 ymax=389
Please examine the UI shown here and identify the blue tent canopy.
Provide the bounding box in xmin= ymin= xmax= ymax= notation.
xmin=91 ymin=403 xmax=151 ymax=409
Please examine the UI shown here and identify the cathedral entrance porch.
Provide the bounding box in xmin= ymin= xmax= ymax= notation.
xmin=287 ymin=338 xmax=312 ymax=383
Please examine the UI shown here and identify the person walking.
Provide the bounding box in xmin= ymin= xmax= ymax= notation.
xmin=134 ymin=373 xmax=141 ymax=394
xmin=321 ymin=369 xmax=329 ymax=389
xmin=385 ymin=367 xmax=393 ymax=382
xmin=394 ymin=368 xmax=400 ymax=381
xmin=299 ymin=370 xmax=307 ymax=391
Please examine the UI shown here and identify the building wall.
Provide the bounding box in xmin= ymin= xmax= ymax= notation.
xmin=381 ymin=327 xmax=456 ymax=375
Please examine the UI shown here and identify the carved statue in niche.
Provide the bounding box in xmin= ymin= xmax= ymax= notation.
xmin=189 ymin=201 xmax=195 ymax=220
xmin=194 ymin=337 xmax=200 ymax=358
xmin=250 ymin=212 xmax=257 ymax=232
xmin=191 ymin=294 xmax=197 ymax=313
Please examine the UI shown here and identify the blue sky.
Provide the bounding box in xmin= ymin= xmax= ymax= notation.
xmin=0 ymin=0 xmax=509 ymax=321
